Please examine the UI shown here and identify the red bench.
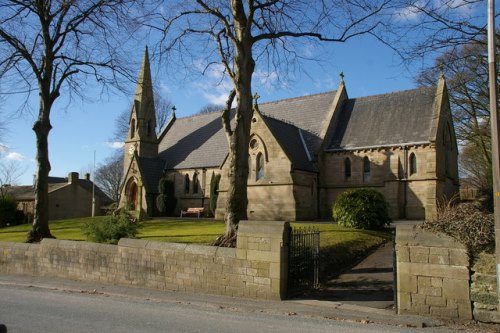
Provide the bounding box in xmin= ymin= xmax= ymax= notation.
xmin=180 ymin=207 xmax=204 ymax=218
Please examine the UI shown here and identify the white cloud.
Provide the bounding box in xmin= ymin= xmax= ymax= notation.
xmin=254 ymin=70 xmax=281 ymax=90
xmin=105 ymin=142 xmax=125 ymax=149
xmin=0 ymin=143 xmax=8 ymax=154
xmin=394 ymin=4 xmax=422 ymax=21
xmin=5 ymin=152 xmax=26 ymax=161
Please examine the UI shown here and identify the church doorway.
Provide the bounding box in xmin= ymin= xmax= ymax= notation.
xmin=126 ymin=179 xmax=138 ymax=210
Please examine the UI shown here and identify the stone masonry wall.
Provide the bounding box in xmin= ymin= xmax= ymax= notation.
xmin=471 ymin=253 xmax=499 ymax=323
xmin=396 ymin=225 xmax=472 ymax=320
xmin=0 ymin=220 xmax=290 ymax=300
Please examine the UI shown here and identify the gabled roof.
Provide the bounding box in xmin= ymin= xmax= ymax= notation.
xmin=328 ymin=86 xmax=437 ymax=150
xmin=3 ymin=185 xmax=35 ymax=201
xmin=258 ymin=91 xmax=336 ymax=157
xmin=158 ymin=111 xmax=228 ymax=169
xmin=157 ymin=91 xmax=336 ymax=170
xmin=262 ymin=115 xmax=316 ymax=172
xmin=4 ymin=177 xmax=113 ymax=204
xmin=136 ymin=156 xmax=165 ymax=194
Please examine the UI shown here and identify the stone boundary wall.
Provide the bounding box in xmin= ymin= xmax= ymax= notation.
xmin=395 ymin=225 xmax=472 ymax=320
xmin=0 ymin=220 xmax=290 ymax=300
xmin=471 ymin=253 xmax=499 ymax=323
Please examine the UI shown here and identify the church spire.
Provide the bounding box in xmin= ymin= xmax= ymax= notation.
xmin=124 ymin=46 xmax=158 ymax=163
xmin=135 ymin=46 xmax=153 ymax=104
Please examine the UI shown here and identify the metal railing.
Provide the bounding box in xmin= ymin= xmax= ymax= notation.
xmin=288 ymin=227 xmax=320 ymax=292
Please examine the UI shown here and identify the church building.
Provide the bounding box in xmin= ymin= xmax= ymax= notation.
xmin=119 ymin=49 xmax=459 ymax=221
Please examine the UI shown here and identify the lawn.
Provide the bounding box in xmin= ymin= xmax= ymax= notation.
xmin=0 ymin=217 xmax=391 ymax=250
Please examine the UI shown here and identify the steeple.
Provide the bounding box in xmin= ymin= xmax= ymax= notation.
xmin=124 ymin=47 xmax=158 ymax=168
xmin=134 ymin=46 xmax=154 ymax=106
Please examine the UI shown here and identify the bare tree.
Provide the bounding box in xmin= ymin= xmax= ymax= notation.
xmin=387 ymin=0 xmax=493 ymax=62
xmin=416 ymin=38 xmax=499 ymax=204
xmin=0 ymin=160 xmax=27 ymax=199
xmin=0 ymin=1 xmax=141 ymax=242
xmin=95 ymin=152 xmax=124 ymax=203
xmin=114 ymin=86 xmax=173 ymax=141
xmin=198 ymin=104 xmax=223 ymax=115
xmin=150 ymin=0 xmax=395 ymax=245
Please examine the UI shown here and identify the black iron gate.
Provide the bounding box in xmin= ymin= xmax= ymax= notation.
xmin=288 ymin=227 xmax=320 ymax=292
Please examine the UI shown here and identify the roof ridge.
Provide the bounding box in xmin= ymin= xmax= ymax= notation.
xmin=174 ymin=90 xmax=337 ymax=121
xmin=259 ymin=90 xmax=336 ymax=106
xmin=261 ymin=113 xmax=300 ymax=129
xmin=351 ymin=85 xmax=436 ymax=101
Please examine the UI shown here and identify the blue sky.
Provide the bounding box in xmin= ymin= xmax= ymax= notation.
xmin=0 ymin=0 xmax=485 ymax=185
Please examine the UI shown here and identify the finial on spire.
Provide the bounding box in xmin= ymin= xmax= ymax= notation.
xmin=171 ymin=105 xmax=176 ymax=117
xmin=339 ymin=71 xmax=345 ymax=83
xmin=438 ymin=63 xmax=444 ymax=79
xmin=253 ymin=92 xmax=260 ymax=106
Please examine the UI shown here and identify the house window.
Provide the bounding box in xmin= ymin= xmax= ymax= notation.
xmin=409 ymin=153 xmax=417 ymax=175
xmin=344 ymin=157 xmax=351 ymax=179
xmin=131 ymin=119 xmax=136 ymax=138
xmin=184 ymin=174 xmax=190 ymax=194
xmin=363 ymin=156 xmax=371 ymax=182
xmin=147 ymin=120 xmax=152 ymax=136
xmin=193 ymin=173 xmax=199 ymax=194
xmin=256 ymin=152 xmax=265 ymax=180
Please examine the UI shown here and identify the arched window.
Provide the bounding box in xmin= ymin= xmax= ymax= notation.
xmin=184 ymin=174 xmax=190 ymax=194
xmin=193 ymin=173 xmax=199 ymax=194
xmin=344 ymin=157 xmax=351 ymax=179
xmin=256 ymin=153 xmax=265 ymax=180
xmin=409 ymin=153 xmax=417 ymax=176
xmin=363 ymin=156 xmax=371 ymax=182
xmin=130 ymin=119 xmax=136 ymax=138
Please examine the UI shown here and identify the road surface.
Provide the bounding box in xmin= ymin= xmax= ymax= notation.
xmin=0 ymin=283 xmax=475 ymax=333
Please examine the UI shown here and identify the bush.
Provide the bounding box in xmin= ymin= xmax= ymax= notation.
xmin=209 ymin=173 xmax=221 ymax=216
xmin=0 ymin=196 xmax=25 ymax=227
xmin=156 ymin=177 xmax=177 ymax=216
xmin=421 ymin=201 xmax=494 ymax=255
xmin=332 ymin=189 xmax=390 ymax=230
xmin=82 ymin=210 xmax=141 ymax=244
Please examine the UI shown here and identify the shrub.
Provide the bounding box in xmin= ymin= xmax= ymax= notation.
xmin=421 ymin=201 xmax=494 ymax=255
xmin=0 ymin=196 xmax=24 ymax=227
xmin=82 ymin=210 xmax=141 ymax=244
xmin=332 ymin=189 xmax=390 ymax=230
xmin=156 ymin=177 xmax=177 ymax=216
xmin=209 ymin=173 xmax=221 ymax=216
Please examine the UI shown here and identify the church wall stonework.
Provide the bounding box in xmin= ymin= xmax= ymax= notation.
xmin=118 ymin=51 xmax=458 ymax=222
xmin=319 ymin=144 xmax=455 ymax=221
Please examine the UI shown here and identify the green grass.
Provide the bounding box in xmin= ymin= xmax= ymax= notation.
xmin=0 ymin=218 xmax=391 ymax=254
xmin=0 ymin=218 xmax=391 ymax=278
xmin=293 ymin=223 xmax=392 ymax=279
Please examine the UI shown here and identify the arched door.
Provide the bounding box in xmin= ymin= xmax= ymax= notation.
xmin=127 ymin=179 xmax=138 ymax=210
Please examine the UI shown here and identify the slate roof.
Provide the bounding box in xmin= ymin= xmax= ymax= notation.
xmin=4 ymin=177 xmax=113 ymax=204
xmin=158 ymin=111 xmax=228 ymax=169
xmin=262 ymin=115 xmax=315 ymax=172
xmin=156 ymin=86 xmax=438 ymax=172
xmin=3 ymin=185 xmax=35 ymax=200
xmin=157 ymin=92 xmax=336 ymax=170
xmin=258 ymin=91 xmax=335 ymax=157
xmin=328 ymin=87 xmax=437 ymax=150
xmin=136 ymin=156 xmax=166 ymax=194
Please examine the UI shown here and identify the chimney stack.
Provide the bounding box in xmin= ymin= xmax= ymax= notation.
xmin=85 ymin=173 xmax=91 ymax=181
xmin=68 ymin=172 xmax=79 ymax=184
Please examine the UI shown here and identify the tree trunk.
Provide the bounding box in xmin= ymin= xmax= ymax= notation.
xmin=26 ymin=101 xmax=54 ymax=242
xmin=223 ymin=29 xmax=255 ymax=240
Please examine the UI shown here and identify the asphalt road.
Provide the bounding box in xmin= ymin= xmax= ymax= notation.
xmin=0 ymin=283 xmax=475 ymax=333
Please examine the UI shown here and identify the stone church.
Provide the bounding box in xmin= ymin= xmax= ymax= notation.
xmin=119 ymin=49 xmax=459 ymax=221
